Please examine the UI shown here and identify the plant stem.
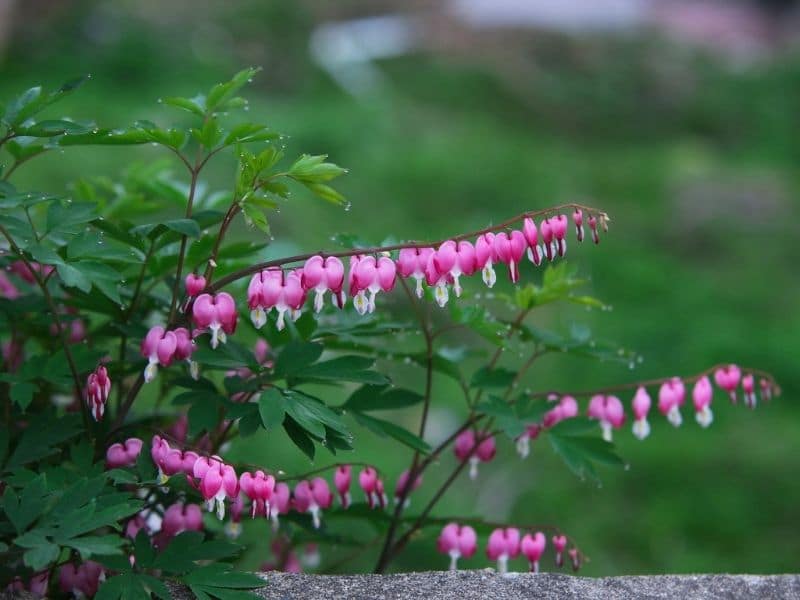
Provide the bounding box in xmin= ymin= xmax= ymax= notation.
xmin=168 ymin=168 xmax=200 ymax=322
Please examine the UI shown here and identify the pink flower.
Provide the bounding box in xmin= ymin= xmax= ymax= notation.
xmin=568 ymin=547 xmax=581 ymax=571
xmin=515 ymin=424 xmax=541 ymax=459
xmin=185 ymin=273 xmax=206 ymax=297
xmin=475 ymin=232 xmax=498 ymax=287
xmin=454 ymin=430 xmax=496 ymax=480
xmin=334 ymin=465 xmax=352 ymax=509
xmin=349 ymin=255 xmax=396 ymax=315
xmin=59 ymin=561 xmax=104 ymax=598
xmin=714 ymin=364 xmax=741 ymax=403
xmin=270 ymin=482 xmax=291 ymax=528
xmin=588 ymin=215 xmax=600 ymax=244
xmin=240 ymin=470 xmax=276 ymax=518
xmin=552 ymin=535 xmax=568 ymax=567
xmin=192 ymin=455 xmax=239 ymax=519
xmin=760 ymin=378 xmax=773 ymax=402
xmin=658 ymin=377 xmax=685 ymax=427
xmin=173 ymin=327 xmax=199 ymax=380
xmin=359 ymin=466 xmax=380 ymax=508
xmin=521 ymin=532 xmax=546 ymax=573
xmin=425 ymin=240 xmax=477 ymax=306
xmin=397 ymin=247 xmax=434 ymax=298
xmin=631 ymin=386 xmax=652 ymax=440
xmin=437 ymin=523 xmax=477 ymax=570
xmin=0 ymin=271 xmax=20 ymax=299
xmin=542 ymin=395 xmax=579 ymax=428
xmin=587 ymin=394 xmax=625 ymax=441
xmin=294 ymin=478 xmax=333 ymax=529
xmin=162 ymin=501 xmax=204 ymax=537
xmin=692 ymin=376 xmax=714 ymax=428
xmin=105 ymin=437 xmax=143 ymax=469
xmin=247 ymin=268 xmax=282 ymax=328
xmin=86 ymin=365 xmax=111 ymax=421
xmin=302 ymin=255 xmax=345 ymax=312
xmin=522 ymin=218 xmax=543 ymax=266
xmin=141 ymin=326 xmax=177 ymax=382
xmin=254 ymin=339 xmax=272 ymax=366
xmin=540 ymin=218 xmax=555 ymax=262
xmin=493 ymin=231 xmax=527 ymax=283
xmin=192 ymin=292 xmax=237 ymax=348
xmin=742 ymin=374 xmax=756 ymax=409
xmin=151 ymin=436 xmax=198 ymax=483
xmin=487 ymin=527 xmax=521 ymax=574
xmin=394 ymin=469 xmax=422 ymax=506
xmin=551 ymin=214 xmax=568 ymax=257
xmin=573 ymin=209 xmax=584 ymax=242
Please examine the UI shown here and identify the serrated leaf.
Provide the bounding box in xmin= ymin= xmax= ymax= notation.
xmin=273 ymin=342 xmax=323 ymax=378
xmin=10 ymin=382 xmax=35 ymax=410
xmin=283 ymin=416 xmax=315 ymax=460
xmin=343 ymin=385 xmax=423 ymax=412
xmin=470 ymin=367 xmax=516 ymax=390
xmin=298 ymin=356 xmax=388 ymax=385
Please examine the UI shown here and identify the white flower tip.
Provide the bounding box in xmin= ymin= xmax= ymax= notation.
xmin=143 ymin=362 xmax=158 ymax=383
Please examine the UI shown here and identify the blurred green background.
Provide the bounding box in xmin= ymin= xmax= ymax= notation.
xmin=3 ymin=0 xmax=799 ymax=576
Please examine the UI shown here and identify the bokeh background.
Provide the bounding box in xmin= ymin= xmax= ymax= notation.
xmin=3 ymin=0 xmax=799 ymax=576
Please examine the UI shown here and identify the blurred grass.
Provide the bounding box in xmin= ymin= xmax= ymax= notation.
xmin=3 ymin=0 xmax=799 ymax=575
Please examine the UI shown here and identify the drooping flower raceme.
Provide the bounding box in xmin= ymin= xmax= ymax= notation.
xmin=658 ymin=377 xmax=685 ymax=427
xmin=293 ymin=477 xmax=333 ymax=529
xmin=631 ymin=386 xmax=652 ymax=440
xmin=521 ymin=532 xmax=546 ymax=573
xmin=192 ymin=292 xmax=238 ymax=348
xmin=692 ymin=376 xmax=714 ymax=428
xmin=302 ymin=255 xmax=345 ymax=312
xmin=487 ymin=527 xmax=521 ymax=574
xmin=587 ymin=394 xmax=625 ymax=442
xmin=437 ymin=523 xmax=477 ymax=571
xmin=85 ymin=365 xmax=111 ymax=421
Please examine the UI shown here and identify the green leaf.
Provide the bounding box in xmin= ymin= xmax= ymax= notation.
xmin=470 ymin=367 xmax=516 ymax=390
xmin=273 ymin=342 xmax=323 ymax=378
xmin=152 ymin=531 xmax=240 ymax=574
xmin=258 ymin=389 xmax=286 ymax=430
xmin=240 ymin=203 xmax=270 ymax=234
xmin=548 ymin=432 xmax=624 ymax=482
xmin=351 ymin=412 xmax=431 ymax=454
xmin=343 ymin=385 xmax=424 ymax=412
xmin=65 ymin=534 xmax=125 ymax=559
xmin=283 ymin=416 xmax=315 ymax=460
xmin=283 ymin=391 xmax=349 ymax=439
xmin=188 ymin=397 xmax=220 ymax=437
xmin=22 ymin=542 xmax=59 ymax=571
xmin=162 ymin=96 xmax=206 ymax=117
xmin=303 ymin=182 xmax=346 ymax=206
xmin=3 ymin=475 xmax=48 ymax=532
xmin=299 ymin=356 xmax=389 ymax=385
xmin=289 ymin=154 xmax=347 ymax=183
xmin=10 ymin=382 xmax=35 ymax=410
xmin=206 ymin=67 xmax=261 ymax=112
xmin=57 ymin=128 xmax=153 ymax=146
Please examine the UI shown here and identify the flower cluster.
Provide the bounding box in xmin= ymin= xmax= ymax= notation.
xmin=515 ymin=364 xmax=777 ymax=452
xmin=438 ymin=524 xmax=576 ymax=574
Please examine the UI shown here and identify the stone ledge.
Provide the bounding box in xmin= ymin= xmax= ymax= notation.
xmin=173 ymin=571 xmax=800 ymax=600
